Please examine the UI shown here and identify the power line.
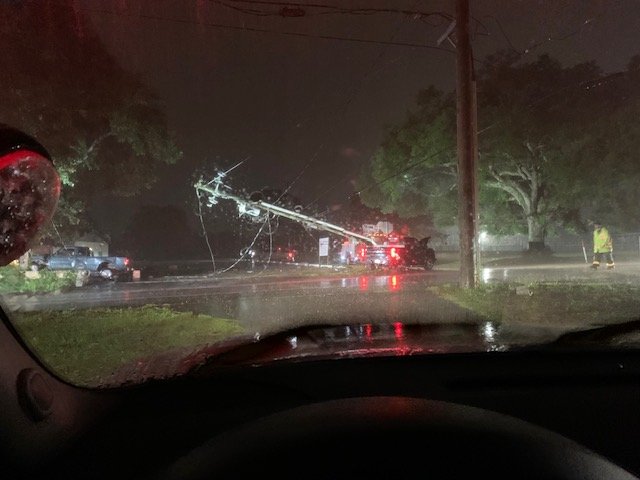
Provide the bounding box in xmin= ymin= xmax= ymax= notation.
xmin=353 ymin=147 xmax=452 ymax=198
xmin=299 ymin=0 xmax=426 ymax=209
xmin=483 ymin=3 xmax=615 ymax=60
xmin=279 ymin=0 xmax=423 ymax=206
xmin=225 ymin=0 xmax=454 ymax=19
xmin=216 ymin=1 xmax=277 ymax=17
xmin=325 ymin=0 xmax=626 ymax=203
xmin=217 ymin=216 xmax=271 ymax=273
xmin=352 ymin=68 xmax=630 ymax=198
xmin=223 ymin=0 xmax=490 ymax=36
xmin=485 ymin=15 xmax=519 ymax=54
xmin=76 ymin=6 xmax=459 ymax=54
xmin=195 ymin=189 xmax=217 ymax=272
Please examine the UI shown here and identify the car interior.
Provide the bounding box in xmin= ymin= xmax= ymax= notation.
xmin=2 ymin=1 xmax=640 ymax=480
xmin=1 ymin=312 xmax=639 ymax=480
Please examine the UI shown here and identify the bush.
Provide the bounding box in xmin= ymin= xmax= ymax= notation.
xmin=0 ymin=265 xmax=76 ymax=294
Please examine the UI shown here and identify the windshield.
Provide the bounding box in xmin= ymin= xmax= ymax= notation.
xmin=2 ymin=0 xmax=640 ymax=388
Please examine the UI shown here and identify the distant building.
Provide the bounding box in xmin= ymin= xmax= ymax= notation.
xmin=74 ymin=233 xmax=109 ymax=257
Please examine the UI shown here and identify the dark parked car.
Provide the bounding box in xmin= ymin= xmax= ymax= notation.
xmin=366 ymin=237 xmax=436 ymax=270
xmin=403 ymin=236 xmax=437 ymax=270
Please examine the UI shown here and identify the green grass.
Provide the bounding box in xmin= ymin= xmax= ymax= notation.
xmin=0 ymin=265 xmax=76 ymax=294
xmin=10 ymin=306 xmax=243 ymax=387
xmin=433 ymin=282 xmax=640 ymax=326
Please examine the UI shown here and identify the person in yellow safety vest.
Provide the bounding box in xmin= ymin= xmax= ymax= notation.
xmin=591 ymin=221 xmax=614 ymax=270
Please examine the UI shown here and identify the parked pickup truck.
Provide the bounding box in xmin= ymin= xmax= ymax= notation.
xmin=31 ymin=246 xmax=132 ymax=281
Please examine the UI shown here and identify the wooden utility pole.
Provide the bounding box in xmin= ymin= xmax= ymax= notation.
xmin=455 ymin=0 xmax=479 ymax=288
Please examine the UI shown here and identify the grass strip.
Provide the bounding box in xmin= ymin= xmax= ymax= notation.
xmin=11 ymin=305 xmax=243 ymax=386
xmin=432 ymin=281 xmax=640 ymax=326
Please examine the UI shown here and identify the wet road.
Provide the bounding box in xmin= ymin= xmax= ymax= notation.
xmin=481 ymin=261 xmax=640 ymax=283
xmin=1 ymin=269 xmax=477 ymax=332
xmin=5 ymin=261 xmax=640 ymax=333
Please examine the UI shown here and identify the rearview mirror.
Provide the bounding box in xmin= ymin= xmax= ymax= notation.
xmin=0 ymin=126 xmax=60 ymax=266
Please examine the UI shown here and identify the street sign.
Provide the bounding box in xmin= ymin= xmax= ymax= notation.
xmin=319 ymin=237 xmax=329 ymax=257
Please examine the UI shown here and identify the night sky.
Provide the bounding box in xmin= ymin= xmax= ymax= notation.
xmin=75 ymin=0 xmax=640 ymax=234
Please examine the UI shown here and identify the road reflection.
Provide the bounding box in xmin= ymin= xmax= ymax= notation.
xmin=479 ymin=262 xmax=633 ymax=284
xmin=481 ymin=267 xmax=510 ymax=283
xmin=282 ymin=322 xmax=509 ymax=358
xmin=342 ymin=274 xmax=403 ymax=292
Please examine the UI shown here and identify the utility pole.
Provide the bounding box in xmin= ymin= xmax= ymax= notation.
xmin=455 ymin=0 xmax=479 ymax=288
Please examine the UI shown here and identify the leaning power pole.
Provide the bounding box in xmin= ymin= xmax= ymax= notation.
xmin=455 ymin=0 xmax=479 ymax=288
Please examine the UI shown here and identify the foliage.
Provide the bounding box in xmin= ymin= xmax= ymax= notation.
xmin=0 ymin=1 xmax=182 ymax=239
xmin=357 ymin=86 xmax=457 ymax=226
xmin=0 ymin=265 xmax=76 ymax=294
xmin=359 ymin=51 xmax=640 ymax=248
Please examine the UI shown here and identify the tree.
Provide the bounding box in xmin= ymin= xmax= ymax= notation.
xmin=117 ymin=205 xmax=202 ymax=261
xmin=359 ymin=52 xmax=640 ymax=250
xmin=357 ymin=86 xmax=458 ymax=227
xmin=567 ymin=57 xmax=640 ymax=230
xmin=0 ymin=1 xmax=182 ymax=239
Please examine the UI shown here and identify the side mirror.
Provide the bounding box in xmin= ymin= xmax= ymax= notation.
xmin=0 ymin=126 xmax=60 ymax=266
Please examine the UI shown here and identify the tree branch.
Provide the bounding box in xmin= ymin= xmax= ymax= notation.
xmin=488 ymin=165 xmax=532 ymax=213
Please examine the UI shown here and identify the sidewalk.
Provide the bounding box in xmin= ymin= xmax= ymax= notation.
xmin=433 ymin=251 xmax=640 ymax=283
xmin=481 ymin=251 xmax=640 ymax=268
xmin=478 ymin=253 xmax=640 ymax=285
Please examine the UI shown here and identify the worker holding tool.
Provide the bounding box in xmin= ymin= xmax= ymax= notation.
xmin=591 ymin=221 xmax=614 ymax=270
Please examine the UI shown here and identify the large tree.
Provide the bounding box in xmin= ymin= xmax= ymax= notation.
xmin=116 ymin=205 xmax=203 ymax=261
xmin=0 ymin=1 xmax=182 ymax=239
xmin=359 ymin=52 xmax=640 ymax=250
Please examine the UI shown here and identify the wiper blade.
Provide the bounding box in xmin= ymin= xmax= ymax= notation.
xmin=191 ymin=323 xmax=338 ymax=371
xmin=550 ymin=319 xmax=640 ymax=347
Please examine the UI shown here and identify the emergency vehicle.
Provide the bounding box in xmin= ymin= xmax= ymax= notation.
xmin=195 ymin=169 xmax=436 ymax=270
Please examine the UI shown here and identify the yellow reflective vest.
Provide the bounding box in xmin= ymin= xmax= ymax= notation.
xmin=593 ymin=227 xmax=613 ymax=253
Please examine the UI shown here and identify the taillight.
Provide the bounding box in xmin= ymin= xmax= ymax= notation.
xmin=124 ymin=257 xmax=130 ymax=266
xmin=393 ymin=322 xmax=404 ymax=339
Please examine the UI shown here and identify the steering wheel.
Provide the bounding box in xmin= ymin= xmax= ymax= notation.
xmin=159 ymin=397 xmax=638 ymax=480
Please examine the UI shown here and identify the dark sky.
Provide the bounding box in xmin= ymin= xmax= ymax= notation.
xmin=78 ymin=0 xmax=640 ymax=232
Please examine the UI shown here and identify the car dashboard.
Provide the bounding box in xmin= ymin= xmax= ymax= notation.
xmin=1 ymin=315 xmax=639 ymax=480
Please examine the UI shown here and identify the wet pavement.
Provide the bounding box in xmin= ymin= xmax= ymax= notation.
xmin=481 ymin=260 xmax=640 ymax=284
xmin=1 ymin=269 xmax=474 ymax=332
xmin=4 ymin=260 xmax=640 ymax=334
